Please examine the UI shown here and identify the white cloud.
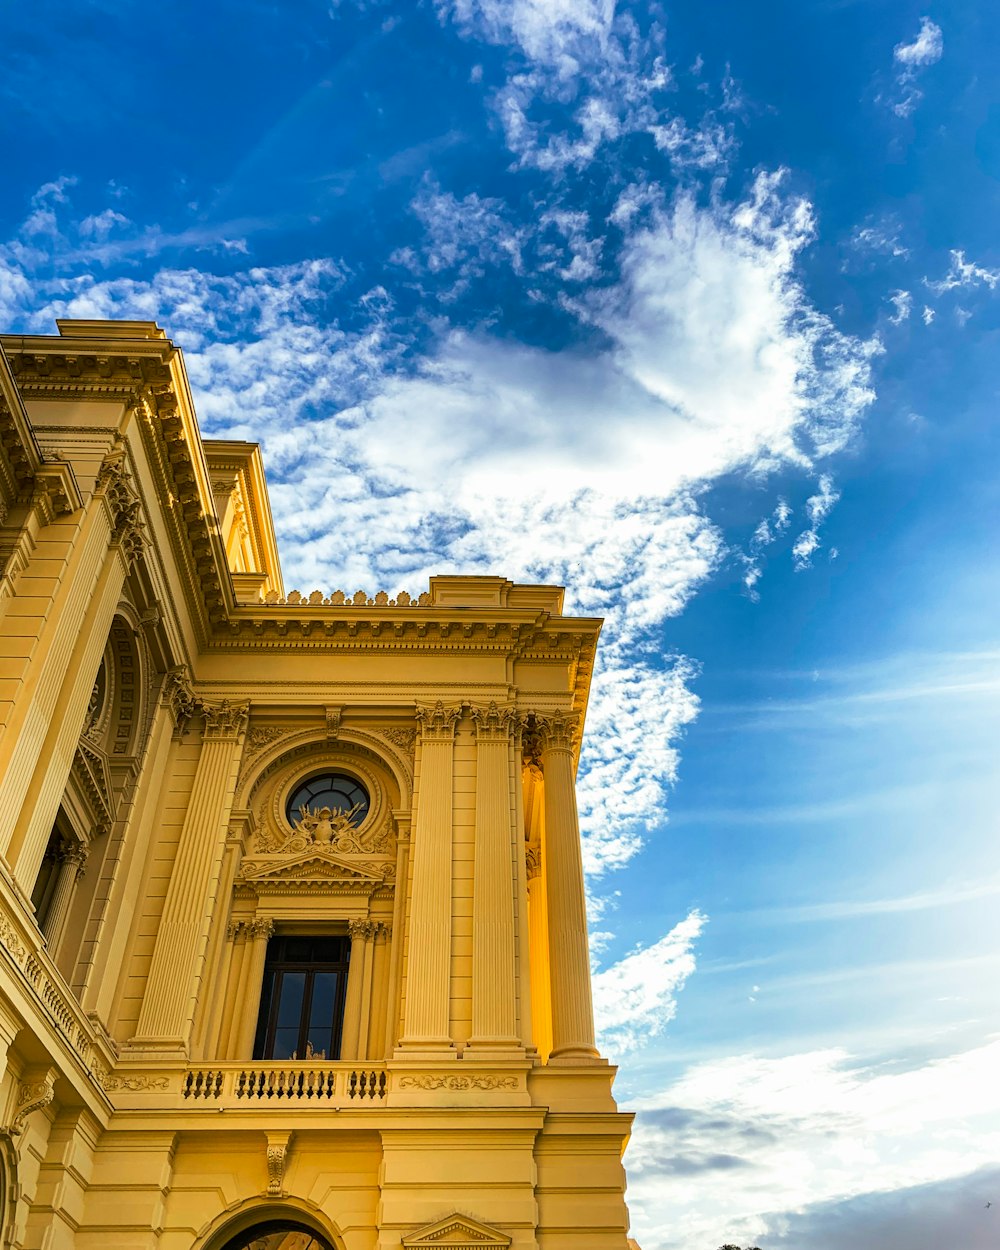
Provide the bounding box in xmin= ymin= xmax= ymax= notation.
xmin=888 ymin=17 xmax=943 ymax=117
xmin=922 ymin=304 xmax=935 ymax=325
xmin=592 ymin=910 xmax=705 ymax=1054
xmin=894 ymin=17 xmax=943 ymax=68
xmin=0 ymin=155 xmax=875 ymax=877
xmin=439 ymin=0 xmax=615 ymax=71
xmin=887 ymin=288 xmax=911 ymax=324
xmin=627 ymin=1038 xmax=1000 ymax=1250
xmin=793 ymin=473 xmax=840 ymax=570
xmin=926 ymin=249 xmax=1000 ymax=294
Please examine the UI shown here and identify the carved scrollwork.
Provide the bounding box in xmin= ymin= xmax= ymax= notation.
xmin=10 ymin=1070 xmax=56 ymax=1136
xmin=380 ymin=726 xmax=417 ymax=753
xmin=265 ymin=1131 xmax=293 ymax=1197
xmin=398 ymin=1074 xmax=518 ymax=1091
xmin=163 ymin=666 xmax=198 ymax=734
xmin=525 ymin=843 xmax=541 ymax=881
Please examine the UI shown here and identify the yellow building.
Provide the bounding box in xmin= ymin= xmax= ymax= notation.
xmin=0 ymin=320 xmax=637 ymax=1249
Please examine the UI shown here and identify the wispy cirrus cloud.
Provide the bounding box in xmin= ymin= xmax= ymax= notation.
xmin=887 ymin=16 xmax=943 ymax=118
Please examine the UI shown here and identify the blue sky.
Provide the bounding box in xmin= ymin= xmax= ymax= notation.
xmin=3 ymin=1 xmax=1000 ymax=1245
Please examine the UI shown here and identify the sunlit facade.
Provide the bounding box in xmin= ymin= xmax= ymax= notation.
xmin=0 ymin=320 xmax=637 ymax=1249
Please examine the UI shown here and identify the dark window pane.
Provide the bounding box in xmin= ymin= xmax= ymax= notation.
xmin=285 ymin=772 xmax=369 ymax=827
xmin=275 ymin=972 xmax=305 ymax=1028
xmin=271 ymin=1029 xmax=300 ymax=1060
xmin=309 ymin=972 xmax=337 ymax=1029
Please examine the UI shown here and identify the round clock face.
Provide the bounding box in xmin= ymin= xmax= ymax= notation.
xmin=285 ymin=772 xmax=369 ymax=827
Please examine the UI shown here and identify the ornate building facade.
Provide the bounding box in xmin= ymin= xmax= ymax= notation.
xmin=0 ymin=320 xmax=637 ymax=1249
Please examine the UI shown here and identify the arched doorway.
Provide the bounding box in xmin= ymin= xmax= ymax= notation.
xmin=220 ymin=1221 xmax=335 ymax=1250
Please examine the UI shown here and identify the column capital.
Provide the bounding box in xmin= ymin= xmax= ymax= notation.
xmin=415 ymin=701 xmax=462 ymax=741
xmin=56 ymin=838 xmax=89 ymax=874
xmin=523 ymin=711 xmax=579 ymax=761
xmin=248 ymin=918 xmax=274 ymax=941
xmin=202 ymin=700 xmax=250 ymax=740
xmin=469 ymin=701 xmax=517 ymax=742
xmin=348 ymin=918 xmax=375 ymax=941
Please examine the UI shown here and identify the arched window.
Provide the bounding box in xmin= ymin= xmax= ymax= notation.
xmin=220 ymin=1220 xmax=335 ymax=1250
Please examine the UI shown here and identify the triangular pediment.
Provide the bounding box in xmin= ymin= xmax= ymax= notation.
xmin=239 ymin=847 xmax=389 ymax=884
xmin=402 ymin=1212 xmax=511 ymax=1249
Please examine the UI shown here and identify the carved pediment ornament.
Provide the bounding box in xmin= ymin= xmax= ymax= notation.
xmin=402 ymin=1213 xmax=511 ymax=1249
xmin=238 ymin=848 xmax=394 ymax=886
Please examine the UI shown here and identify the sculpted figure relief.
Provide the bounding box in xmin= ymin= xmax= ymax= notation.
xmin=292 ymin=801 xmax=365 ymax=852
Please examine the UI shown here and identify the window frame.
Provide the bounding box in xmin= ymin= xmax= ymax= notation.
xmin=252 ymin=934 xmax=351 ymax=1062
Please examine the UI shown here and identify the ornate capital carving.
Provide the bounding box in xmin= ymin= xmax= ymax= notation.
xmin=202 ymin=699 xmax=249 ymax=740
xmin=348 ymin=917 xmax=375 ymax=942
xmin=415 ymin=701 xmax=462 ymax=742
xmin=524 ymin=711 xmax=579 ymax=757
xmin=249 ymin=918 xmax=275 ymax=941
xmin=469 ymin=701 xmax=517 ymax=742
xmin=57 ymin=839 xmax=89 ymax=874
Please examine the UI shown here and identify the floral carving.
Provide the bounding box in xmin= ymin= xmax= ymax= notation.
xmin=381 ymin=726 xmax=417 ymax=753
xmin=398 ymin=1075 xmax=518 ymax=1091
xmin=100 ymin=1073 xmax=170 ymax=1093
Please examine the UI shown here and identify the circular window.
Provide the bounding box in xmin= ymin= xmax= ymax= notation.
xmin=285 ymin=772 xmax=369 ymax=828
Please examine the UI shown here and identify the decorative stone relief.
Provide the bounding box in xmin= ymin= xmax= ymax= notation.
xmin=10 ymin=1069 xmax=56 ymax=1136
xmin=98 ymin=1073 xmax=170 ymax=1093
xmin=265 ymin=1131 xmax=293 ymax=1197
xmin=380 ymin=726 xmax=417 ymax=753
xmin=97 ymin=450 xmax=146 ymax=567
xmin=401 ymin=1212 xmax=511 ymax=1249
xmin=398 ymin=1075 xmax=518 ymax=1091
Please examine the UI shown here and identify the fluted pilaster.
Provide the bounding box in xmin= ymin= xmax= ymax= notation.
xmin=398 ymin=702 xmax=460 ymax=1051
xmin=468 ymin=702 xmax=519 ymax=1050
xmin=234 ymin=918 xmax=274 ymax=1058
xmin=132 ymin=701 xmax=248 ymax=1054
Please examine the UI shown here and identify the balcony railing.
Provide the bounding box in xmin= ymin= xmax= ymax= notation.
xmin=183 ymin=1062 xmax=388 ymax=1106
